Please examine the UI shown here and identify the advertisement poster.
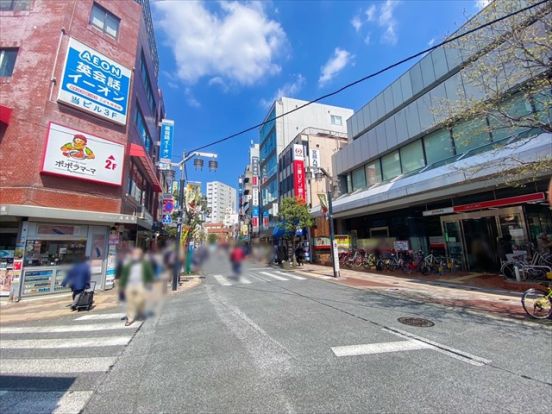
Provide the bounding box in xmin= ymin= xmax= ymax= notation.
xmin=159 ymin=119 xmax=174 ymax=163
xmin=42 ymin=122 xmax=125 ymax=186
xmin=252 ymin=207 xmax=260 ymax=232
xmin=0 ymin=266 xmax=13 ymax=296
xmin=58 ymin=37 xmax=131 ymax=125
xmin=91 ymin=233 xmax=106 ymax=260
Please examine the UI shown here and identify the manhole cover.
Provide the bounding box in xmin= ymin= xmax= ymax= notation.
xmin=397 ymin=317 xmax=435 ymax=327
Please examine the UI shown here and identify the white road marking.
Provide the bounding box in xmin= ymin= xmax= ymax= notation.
xmin=74 ymin=313 xmax=125 ymax=321
xmin=260 ymin=271 xmax=288 ymax=281
xmin=247 ymin=273 xmax=267 ymax=282
xmin=0 ymin=336 xmax=132 ymax=349
xmin=0 ymin=322 xmax=140 ymax=334
xmin=0 ymin=357 xmax=117 ymax=374
xmin=0 ymin=390 xmax=93 ymax=414
xmin=238 ymin=277 xmax=252 ymax=284
xmin=383 ymin=327 xmax=491 ymax=366
xmin=332 ymin=340 xmax=432 ymax=357
xmin=213 ymin=275 xmax=232 ymax=286
xmin=275 ymin=271 xmax=306 ymax=280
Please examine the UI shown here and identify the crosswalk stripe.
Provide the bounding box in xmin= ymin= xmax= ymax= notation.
xmin=0 ymin=357 xmax=117 ymax=374
xmin=0 ymin=390 xmax=93 ymax=414
xmin=275 ymin=271 xmax=306 ymax=280
xmin=331 ymin=341 xmax=432 ymax=357
xmin=0 ymin=336 xmax=133 ymax=349
xmin=214 ymin=275 xmax=232 ymax=286
xmin=0 ymin=322 xmax=140 ymax=334
xmin=74 ymin=313 xmax=125 ymax=321
xmin=260 ymin=271 xmax=288 ymax=281
xmin=238 ymin=277 xmax=252 ymax=284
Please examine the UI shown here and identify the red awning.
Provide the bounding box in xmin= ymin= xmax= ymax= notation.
xmin=0 ymin=105 xmax=12 ymax=125
xmin=129 ymin=143 xmax=162 ymax=192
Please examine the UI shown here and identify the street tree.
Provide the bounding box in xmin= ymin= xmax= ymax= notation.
xmin=432 ymin=0 xmax=551 ymax=185
xmin=279 ymin=197 xmax=314 ymax=265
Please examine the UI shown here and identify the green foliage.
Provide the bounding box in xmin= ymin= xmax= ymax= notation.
xmin=278 ymin=197 xmax=314 ymax=239
xmin=207 ymin=233 xmax=218 ymax=245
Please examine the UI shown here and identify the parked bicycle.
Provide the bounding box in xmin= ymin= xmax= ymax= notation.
xmin=521 ymin=285 xmax=552 ymax=319
xmin=500 ymin=252 xmax=552 ymax=281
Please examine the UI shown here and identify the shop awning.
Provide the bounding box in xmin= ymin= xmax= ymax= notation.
xmin=0 ymin=105 xmax=13 ymax=125
xmin=129 ymin=143 xmax=162 ymax=192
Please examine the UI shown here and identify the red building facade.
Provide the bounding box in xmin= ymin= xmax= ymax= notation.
xmin=0 ymin=0 xmax=165 ymax=298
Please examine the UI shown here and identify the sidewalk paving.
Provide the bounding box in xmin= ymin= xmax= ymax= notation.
xmin=0 ymin=277 xmax=202 ymax=325
xmin=291 ymin=263 xmax=551 ymax=323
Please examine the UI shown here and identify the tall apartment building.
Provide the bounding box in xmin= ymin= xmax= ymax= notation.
xmin=238 ymin=143 xmax=260 ymax=240
xmin=329 ymin=0 xmax=551 ymax=272
xmin=206 ymin=181 xmax=237 ymax=224
xmin=259 ymin=97 xmax=353 ymax=231
xmin=0 ymin=0 xmax=165 ymax=297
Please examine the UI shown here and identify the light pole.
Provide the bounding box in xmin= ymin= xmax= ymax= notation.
xmin=170 ymin=151 xmax=218 ymax=291
xmin=315 ymin=167 xmax=340 ymax=278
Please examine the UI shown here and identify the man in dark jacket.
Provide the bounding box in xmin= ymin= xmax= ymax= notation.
xmin=62 ymin=258 xmax=91 ymax=311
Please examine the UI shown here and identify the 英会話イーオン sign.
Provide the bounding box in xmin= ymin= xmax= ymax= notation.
xmin=58 ymin=38 xmax=131 ymax=125
xmin=41 ymin=122 xmax=125 ymax=186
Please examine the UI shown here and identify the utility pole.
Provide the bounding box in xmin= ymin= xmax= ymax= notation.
xmin=316 ymin=167 xmax=340 ymax=278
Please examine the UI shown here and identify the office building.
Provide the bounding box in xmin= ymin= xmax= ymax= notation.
xmin=328 ymin=0 xmax=551 ymax=272
xmin=259 ymin=97 xmax=353 ymax=231
xmin=206 ymin=181 xmax=237 ymax=224
xmin=0 ymin=0 xmax=165 ymax=297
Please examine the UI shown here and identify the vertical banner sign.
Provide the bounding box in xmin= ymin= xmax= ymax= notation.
xmin=262 ymin=211 xmax=269 ymax=229
xmin=252 ymin=188 xmax=259 ymax=207
xmin=310 ymin=149 xmax=321 ymax=174
xmin=58 ymin=38 xmax=131 ymax=125
xmin=251 ymin=156 xmax=259 ymax=176
xmin=252 ymin=207 xmax=260 ymax=233
xmin=292 ymin=144 xmax=306 ymax=202
xmin=159 ymin=119 xmax=174 ymax=164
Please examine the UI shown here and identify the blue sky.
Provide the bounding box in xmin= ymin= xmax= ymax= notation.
xmin=151 ymin=0 xmax=490 ymax=191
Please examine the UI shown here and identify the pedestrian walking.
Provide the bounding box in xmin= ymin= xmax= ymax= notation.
xmin=295 ymin=243 xmax=305 ymax=266
xmin=119 ymin=248 xmax=154 ymax=326
xmin=230 ymin=244 xmax=245 ymax=275
xmin=61 ymin=258 xmax=91 ymax=311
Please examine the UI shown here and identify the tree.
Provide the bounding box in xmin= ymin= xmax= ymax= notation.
xmin=207 ymin=233 xmax=218 ymax=245
xmin=431 ymin=0 xmax=551 ymax=185
xmin=279 ymin=197 xmax=314 ymax=265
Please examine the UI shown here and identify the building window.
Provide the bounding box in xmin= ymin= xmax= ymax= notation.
xmin=140 ymin=51 xmax=156 ymax=114
xmin=365 ymin=161 xmax=382 ymax=186
xmin=424 ymin=128 xmax=454 ymax=165
xmin=400 ymin=140 xmax=425 ymax=173
xmin=452 ymin=117 xmax=491 ymax=154
xmin=381 ymin=150 xmax=401 ymax=181
xmin=90 ymin=2 xmax=120 ymax=38
xmin=351 ymin=166 xmax=367 ymax=191
xmin=0 ymin=48 xmax=18 ymax=77
xmin=134 ymin=104 xmax=152 ymax=154
xmin=0 ymin=0 xmax=31 ymax=11
xmin=331 ymin=115 xmax=343 ymax=126
xmin=489 ymin=94 xmax=533 ymax=141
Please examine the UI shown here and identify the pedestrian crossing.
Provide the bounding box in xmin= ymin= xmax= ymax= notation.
xmin=0 ymin=311 xmax=141 ymax=414
xmin=212 ymin=269 xmax=307 ymax=287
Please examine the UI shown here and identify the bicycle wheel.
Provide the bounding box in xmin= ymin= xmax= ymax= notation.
xmin=521 ymin=289 xmax=552 ymax=319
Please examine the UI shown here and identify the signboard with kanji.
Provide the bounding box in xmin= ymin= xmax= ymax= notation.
xmin=41 ymin=122 xmax=125 ymax=186
xmin=159 ymin=119 xmax=174 ymax=163
xmin=58 ymin=38 xmax=131 ymax=125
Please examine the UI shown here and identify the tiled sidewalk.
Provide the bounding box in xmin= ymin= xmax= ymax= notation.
xmin=0 ymin=277 xmax=201 ymax=325
xmin=292 ymin=263 xmax=551 ymax=322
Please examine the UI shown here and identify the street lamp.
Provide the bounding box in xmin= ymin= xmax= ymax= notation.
xmin=314 ymin=167 xmax=340 ymax=278
xmin=170 ymin=151 xmax=218 ymax=291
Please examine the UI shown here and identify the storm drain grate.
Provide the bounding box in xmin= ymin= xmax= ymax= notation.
xmin=397 ymin=317 xmax=435 ymax=327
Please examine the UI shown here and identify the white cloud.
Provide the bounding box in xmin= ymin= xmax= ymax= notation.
xmin=184 ymin=88 xmax=201 ymax=108
xmin=427 ymin=38 xmax=436 ymax=47
xmin=365 ymin=4 xmax=377 ymax=21
xmin=319 ymin=48 xmax=353 ymax=87
xmin=475 ymin=0 xmax=492 ymax=10
xmin=379 ymin=0 xmax=399 ymax=45
xmin=260 ymin=74 xmax=306 ymax=108
xmin=351 ymin=15 xmax=362 ymax=32
xmin=154 ymin=1 xmax=287 ymax=86
xmin=351 ymin=1 xmax=400 ymax=46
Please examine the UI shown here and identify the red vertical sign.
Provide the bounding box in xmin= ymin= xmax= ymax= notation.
xmin=293 ymin=160 xmax=306 ymax=202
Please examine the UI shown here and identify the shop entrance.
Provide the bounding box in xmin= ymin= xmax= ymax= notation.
xmin=441 ymin=206 xmax=529 ymax=272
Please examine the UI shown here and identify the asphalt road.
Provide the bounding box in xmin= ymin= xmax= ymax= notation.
xmin=2 ymin=253 xmax=551 ymax=413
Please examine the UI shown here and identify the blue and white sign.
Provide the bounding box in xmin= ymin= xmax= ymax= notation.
xmin=162 ymin=214 xmax=172 ymax=225
xmin=160 ymin=119 xmax=174 ymax=164
xmin=58 ymin=38 xmax=132 ymax=125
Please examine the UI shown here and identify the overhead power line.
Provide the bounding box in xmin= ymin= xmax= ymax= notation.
xmin=186 ymin=0 xmax=549 ymax=154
